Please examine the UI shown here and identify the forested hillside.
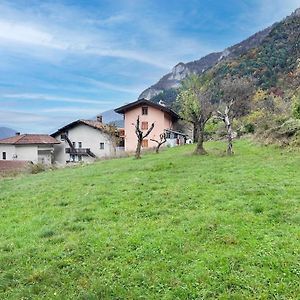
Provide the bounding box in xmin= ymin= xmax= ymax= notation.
xmin=145 ymin=8 xmax=300 ymax=109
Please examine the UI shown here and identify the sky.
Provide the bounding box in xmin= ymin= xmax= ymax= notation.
xmin=0 ymin=0 xmax=299 ymax=133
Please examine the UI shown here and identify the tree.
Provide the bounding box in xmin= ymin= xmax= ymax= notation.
xmin=150 ymin=133 xmax=167 ymax=153
xmin=246 ymin=88 xmax=289 ymax=131
xmin=134 ymin=116 xmax=154 ymax=159
xmin=217 ymin=77 xmax=254 ymax=155
xmin=177 ymin=74 xmax=215 ymax=155
xmin=292 ymin=94 xmax=300 ymax=119
xmin=105 ymin=124 xmax=120 ymax=156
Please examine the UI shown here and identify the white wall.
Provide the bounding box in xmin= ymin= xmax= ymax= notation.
xmin=53 ymin=124 xmax=115 ymax=164
xmin=0 ymin=145 xmax=16 ymax=160
xmin=15 ymin=145 xmax=38 ymax=163
xmin=0 ymin=144 xmax=55 ymax=164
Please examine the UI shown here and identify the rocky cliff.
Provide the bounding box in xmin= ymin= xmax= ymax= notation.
xmin=139 ymin=17 xmax=279 ymax=100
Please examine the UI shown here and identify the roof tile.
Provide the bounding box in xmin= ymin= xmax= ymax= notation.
xmin=0 ymin=134 xmax=60 ymax=145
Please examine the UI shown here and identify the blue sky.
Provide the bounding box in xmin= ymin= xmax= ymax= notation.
xmin=0 ymin=0 xmax=299 ymax=133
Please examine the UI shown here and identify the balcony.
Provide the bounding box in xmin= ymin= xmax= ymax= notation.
xmin=65 ymin=148 xmax=96 ymax=157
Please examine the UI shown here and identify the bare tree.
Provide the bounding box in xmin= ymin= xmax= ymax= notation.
xmin=150 ymin=132 xmax=167 ymax=153
xmin=177 ymin=74 xmax=215 ymax=155
xmin=134 ymin=116 xmax=154 ymax=159
xmin=216 ymin=99 xmax=235 ymax=155
xmin=217 ymin=77 xmax=254 ymax=155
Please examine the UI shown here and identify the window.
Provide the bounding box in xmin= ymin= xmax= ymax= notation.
xmin=72 ymin=142 xmax=76 ymax=148
xmin=142 ymin=106 xmax=148 ymax=115
xmin=78 ymin=156 xmax=82 ymax=162
xmin=119 ymin=129 xmax=125 ymax=136
xmin=78 ymin=142 xmax=82 ymax=148
xmin=100 ymin=142 xmax=105 ymax=150
xmin=61 ymin=131 xmax=68 ymax=140
xmin=70 ymin=154 xmax=75 ymax=162
xmin=141 ymin=121 xmax=148 ymax=130
xmin=2 ymin=152 xmax=6 ymax=160
xmin=142 ymin=139 xmax=148 ymax=148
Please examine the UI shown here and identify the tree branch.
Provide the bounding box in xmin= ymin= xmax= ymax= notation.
xmin=143 ymin=122 xmax=155 ymax=139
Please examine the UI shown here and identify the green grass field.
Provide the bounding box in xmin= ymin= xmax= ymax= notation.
xmin=0 ymin=140 xmax=299 ymax=299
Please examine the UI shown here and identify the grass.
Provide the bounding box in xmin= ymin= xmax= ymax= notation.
xmin=0 ymin=140 xmax=299 ymax=299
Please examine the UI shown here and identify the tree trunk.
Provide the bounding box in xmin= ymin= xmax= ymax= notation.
xmin=194 ymin=123 xmax=207 ymax=155
xmin=193 ymin=123 xmax=198 ymax=142
xmin=156 ymin=144 xmax=163 ymax=154
xmin=135 ymin=139 xmax=142 ymax=159
xmin=225 ymin=115 xmax=233 ymax=155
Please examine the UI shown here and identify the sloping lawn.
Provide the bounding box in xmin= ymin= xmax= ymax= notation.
xmin=0 ymin=140 xmax=299 ymax=299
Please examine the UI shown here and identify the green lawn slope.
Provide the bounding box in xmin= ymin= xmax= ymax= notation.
xmin=0 ymin=140 xmax=299 ymax=299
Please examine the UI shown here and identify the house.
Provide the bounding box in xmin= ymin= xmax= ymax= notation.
xmin=165 ymin=129 xmax=187 ymax=147
xmin=0 ymin=133 xmax=60 ymax=164
xmin=51 ymin=117 xmax=117 ymax=164
xmin=115 ymin=98 xmax=182 ymax=151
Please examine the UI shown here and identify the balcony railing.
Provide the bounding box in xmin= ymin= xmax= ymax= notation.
xmin=65 ymin=148 xmax=96 ymax=157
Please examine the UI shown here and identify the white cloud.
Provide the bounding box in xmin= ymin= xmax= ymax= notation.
xmin=1 ymin=93 xmax=109 ymax=105
xmin=0 ymin=1 xmax=212 ymax=70
xmin=41 ymin=107 xmax=104 ymax=114
xmin=0 ymin=13 xmax=171 ymax=69
xmin=84 ymin=78 xmax=145 ymax=94
xmin=0 ymin=20 xmax=67 ymax=50
xmin=236 ymin=0 xmax=300 ymax=31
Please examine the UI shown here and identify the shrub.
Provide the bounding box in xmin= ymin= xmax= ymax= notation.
xmin=244 ymin=123 xmax=255 ymax=134
xmin=29 ymin=163 xmax=46 ymax=174
xmin=292 ymin=95 xmax=300 ymax=119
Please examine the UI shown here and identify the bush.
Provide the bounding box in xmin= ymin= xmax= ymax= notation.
xmin=29 ymin=163 xmax=46 ymax=174
xmin=258 ymin=118 xmax=300 ymax=147
xmin=204 ymin=119 xmax=219 ymax=139
xmin=292 ymin=95 xmax=300 ymax=119
xmin=244 ymin=123 xmax=255 ymax=134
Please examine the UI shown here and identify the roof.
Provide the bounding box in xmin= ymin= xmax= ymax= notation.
xmin=0 ymin=134 xmax=60 ymax=145
xmin=51 ymin=119 xmax=113 ymax=137
xmin=114 ymin=98 xmax=180 ymax=120
xmin=165 ymin=129 xmax=188 ymax=136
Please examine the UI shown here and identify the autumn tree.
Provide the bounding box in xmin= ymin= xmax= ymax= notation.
xmin=292 ymin=93 xmax=300 ymax=119
xmin=216 ymin=77 xmax=254 ymax=155
xmin=177 ymin=74 xmax=215 ymax=155
xmin=134 ymin=116 xmax=154 ymax=159
xmin=246 ymin=88 xmax=289 ymax=131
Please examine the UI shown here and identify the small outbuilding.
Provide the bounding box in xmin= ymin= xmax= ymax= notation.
xmin=0 ymin=134 xmax=60 ymax=165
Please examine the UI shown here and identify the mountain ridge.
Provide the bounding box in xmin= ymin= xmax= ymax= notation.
xmin=139 ymin=8 xmax=299 ymax=102
xmin=0 ymin=127 xmax=16 ymax=139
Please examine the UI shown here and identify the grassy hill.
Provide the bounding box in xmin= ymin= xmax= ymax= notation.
xmin=0 ymin=140 xmax=299 ymax=299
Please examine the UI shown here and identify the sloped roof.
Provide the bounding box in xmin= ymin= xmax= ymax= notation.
xmin=51 ymin=120 xmax=113 ymax=137
xmin=114 ymin=98 xmax=180 ymax=120
xmin=0 ymin=134 xmax=60 ymax=145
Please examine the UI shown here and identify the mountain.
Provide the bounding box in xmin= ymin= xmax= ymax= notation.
xmin=139 ymin=8 xmax=300 ymax=103
xmin=213 ymin=9 xmax=300 ymax=90
xmin=0 ymin=127 xmax=16 ymax=139
xmin=97 ymin=109 xmax=124 ymax=127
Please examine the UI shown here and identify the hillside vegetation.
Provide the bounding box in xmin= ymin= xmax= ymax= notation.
xmin=0 ymin=140 xmax=299 ymax=299
xmin=214 ymin=13 xmax=300 ymax=91
xmin=145 ymin=11 xmax=300 ymax=142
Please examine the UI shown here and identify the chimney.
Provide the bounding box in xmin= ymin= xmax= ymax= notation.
xmin=97 ymin=115 xmax=103 ymax=123
xmin=16 ymin=132 xmax=20 ymax=136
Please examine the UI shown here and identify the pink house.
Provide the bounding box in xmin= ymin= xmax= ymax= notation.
xmin=115 ymin=99 xmax=180 ymax=152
